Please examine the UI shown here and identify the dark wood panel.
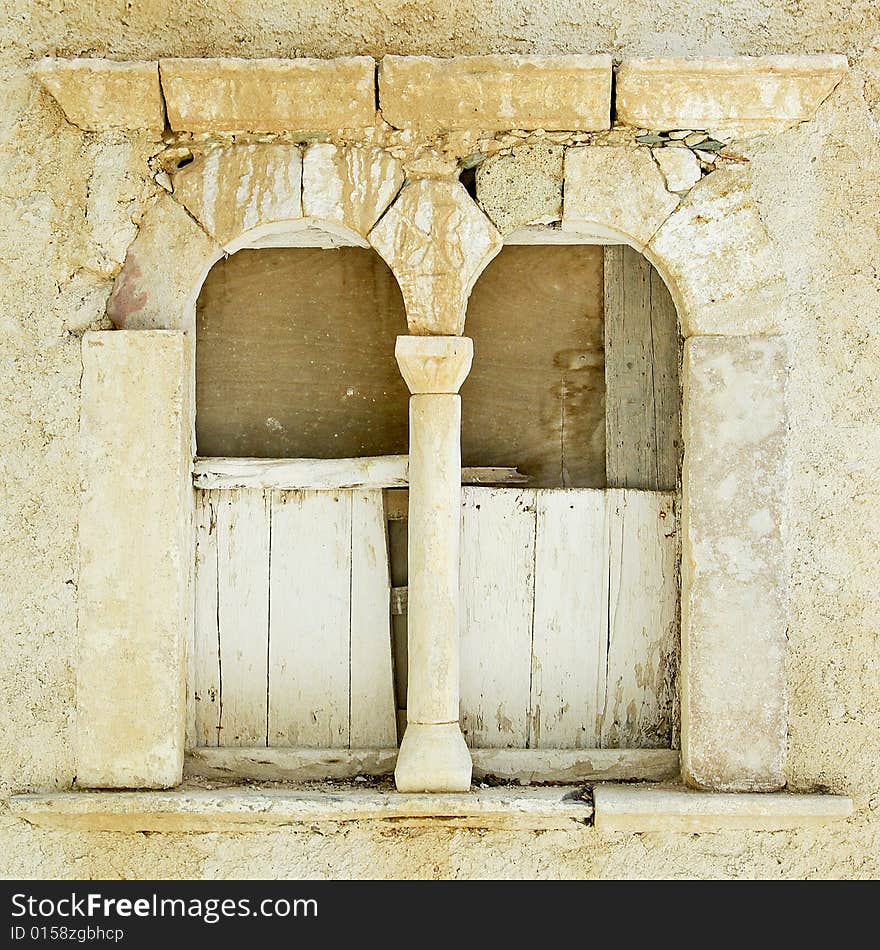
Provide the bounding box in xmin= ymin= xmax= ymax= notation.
xmin=462 ymin=244 xmax=606 ymax=488
xmin=604 ymin=245 xmax=681 ymax=491
xmin=196 ymin=246 xmax=410 ymax=459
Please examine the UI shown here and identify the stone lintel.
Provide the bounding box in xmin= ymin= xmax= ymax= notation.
xmin=78 ymin=331 xmax=192 ymax=789
xmin=681 ymin=335 xmax=788 ymax=792
xmin=379 ymin=54 xmax=612 ymax=131
xmin=593 ymin=784 xmax=853 ymax=832
xmin=395 ymin=335 xmax=474 ymax=394
xmin=616 ymin=54 xmax=848 ymax=133
xmin=159 ymin=57 xmax=377 ymax=132
xmin=34 ymin=57 xmax=165 ymax=132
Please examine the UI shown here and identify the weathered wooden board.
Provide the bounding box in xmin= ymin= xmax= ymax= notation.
xmin=531 ymin=490 xmax=609 ymax=748
xmin=215 ymin=489 xmax=270 ymax=746
xmin=462 ymin=245 xmax=606 ymax=488
xmin=194 ymin=457 xmax=526 ymax=491
xmin=604 ymin=244 xmax=680 ymax=490
xmin=193 ymin=490 xmax=221 ymax=747
xmin=602 ymin=490 xmax=679 ymax=747
xmin=268 ymin=491 xmax=352 ymax=748
xmin=459 ymin=488 xmax=537 ymax=748
xmin=350 ymin=490 xmax=397 ymax=748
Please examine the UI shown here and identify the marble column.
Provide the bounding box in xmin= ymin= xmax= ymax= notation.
xmin=394 ymin=335 xmax=474 ymax=792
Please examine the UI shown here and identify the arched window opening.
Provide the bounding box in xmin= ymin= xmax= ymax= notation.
xmin=195 ymin=245 xmax=408 ymax=459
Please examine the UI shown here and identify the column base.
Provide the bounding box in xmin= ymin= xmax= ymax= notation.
xmin=394 ymin=723 xmax=473 ymax=793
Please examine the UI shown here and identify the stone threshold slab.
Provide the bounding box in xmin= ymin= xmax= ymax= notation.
xmin=10 ymin=786 xmax=593 ymax=833
xmin=184 ymin=747 xmax=681 ymax=784
xmin=593 ymin=784 xmax=853 ymax=832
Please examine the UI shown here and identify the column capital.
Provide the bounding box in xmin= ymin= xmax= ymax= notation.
xmin=395 ymin=335 xmax=473 ymax=394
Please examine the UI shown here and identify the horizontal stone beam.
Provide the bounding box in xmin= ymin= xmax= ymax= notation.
xmin=593 ymin=785 xmax=853 ymax=832
xmin=159 ymin=57 xmax=377 ymax=132
xmin=34 ymin=58 xmax=165 ymax=131
xmin=616 ymin=54 xmax=848 ymax=132
xmin=379 ymin=54 xmax=612 ymax=131
xmin=10 ymin=787 xmax=593 ymax=832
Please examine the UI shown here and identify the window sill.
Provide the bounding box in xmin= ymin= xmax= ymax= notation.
xmin=9 ymin=783 xmax=852 ymax=834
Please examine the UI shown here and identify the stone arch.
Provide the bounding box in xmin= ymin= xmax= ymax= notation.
xmin=106 ymin=142 xmax=407 ymax=330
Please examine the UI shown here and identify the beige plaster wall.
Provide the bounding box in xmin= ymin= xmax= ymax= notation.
xmin=1 ymin=1 xmax=879 ymax=878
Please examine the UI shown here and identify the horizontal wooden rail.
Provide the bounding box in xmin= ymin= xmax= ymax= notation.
xmin=193 ymin=456 xmax=528 ymax=491
xmin=184 ymin=747 xmax=681 ymax=784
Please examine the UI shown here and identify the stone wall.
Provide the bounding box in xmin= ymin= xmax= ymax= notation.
xmin=1 ymin=1 xmax=879 ymax=878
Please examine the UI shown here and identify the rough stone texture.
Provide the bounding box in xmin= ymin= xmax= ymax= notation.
xmin=78 ymin=331 xmax=192 ymax=789
xmin=379 ymin=55 xmax=612 ymax=131
xmin=171 ymin=144 xmax=303 ymax=250
xmin=2 ymin=0 xmax=880 ymax=880
xmin=34 ymin=58 xmax=165 ymax=131
xmin=563 ymin=146 xmax=680 ymax=247
xmin=681 ymin=336 xmax=788 ymax=792
xmin=652 ymin=146 xmax=702 ymax=192
xmin=369 ymin=179 xmax=502 ymax=334
xmin=616 ymin=55 xmax=848 ymax=133
xmin=106 ymin=194 xmax=221 ymax=330
xmin=302 ymin=144 xmax=404 ymax=241
xmin=160 ymin=57 xmax=376 ymax=132
xmin=647 ymin=166 xmax=785 ymax=336
xmin=475 ymin=144 xmax=564 ymax=233
xmin=594 ymin=785 xmax=853 ymax=832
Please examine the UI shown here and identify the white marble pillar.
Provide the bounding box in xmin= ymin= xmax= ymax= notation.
xmin=394 ymin=335 xmax=474 ymax=792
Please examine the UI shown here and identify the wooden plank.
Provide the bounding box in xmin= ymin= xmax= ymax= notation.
xmin=186 ymin=747 xmax=398 ymax=782
xmin=216 ymin=489 xmax=270 ymax=746
xmin=648 ymin=263 xmax=681 ymax=489
xmin=459 ymin=487 xmax=536 ymax=748
xmin=530 ymin=490 xmax=608 ymax=748
xmin=195 ymin=457 xmax=526 ymax=491
xmin=268 ymin=490 xmax=352 ymax=748
xmin=194 ymin=455 xmax=408 ymax=490
xmin=602 ymin=490 xmax=679 ymax=748
xmin=350 ymin=490 xmax=397 ymax=748
xmin=184 ymin=746 xmax=680 ymax=784
xmin=471 ymin=747 xmax=680 ymax=784
xmin=192 ymin=490 xmax=221 ymax=747
xmin=604 ymin=244 xmax=680 ymax=491
xmin=462 ymin=244 xmax=605 ymax=488
xmin=390 ymin=586 xmax=408 ymax=615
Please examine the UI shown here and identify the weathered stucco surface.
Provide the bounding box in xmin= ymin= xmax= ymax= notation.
xmin=1 ymin=1 xmax=879 ymax=878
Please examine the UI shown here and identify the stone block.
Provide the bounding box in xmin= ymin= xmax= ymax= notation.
xmin=302 ymin=144 xmax=404 ymax=241
xmin=681 ymin=335 xmax=788 ymax=791
xmin=647 ymin=167 xmax=784 ymax=336
xmin=35 ymin=58 xmax=165 ymax=132
xmin=106 ymin=194 xmax=221 ymax=330
xmin=593 ymin=785 xmax=853 ymax=832
xmin=107 ymin=194 xmax=223 ymax=330
xmin=652 ymin=147 xmax=702 ymax=192
xmin=616 ymin=55 xmax=848 ymax=133
xmin=379 ymin=55 xmax=612 ymax=132
xmin=369 ymin=179 xmax=502 ymax=335
xmin=563 ymin=146 xmax=679 ymax=247
xmin=172 ymin=145 xmax=303 ymax=250
xmin=476 ymin=144 xmax=564 ymax=234
xmin=78 ymin=331 xmax=193 ymax=788
xmin=160 ymin=57 xmax=377 ymax=132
